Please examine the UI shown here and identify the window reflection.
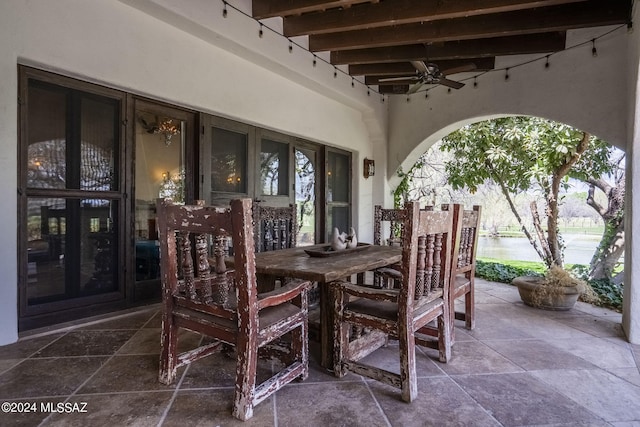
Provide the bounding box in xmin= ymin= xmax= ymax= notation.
xmin=260 ymin=139 xmax=289 ymax=196
xmin=211 ymin=128 xmax=247 ymax=193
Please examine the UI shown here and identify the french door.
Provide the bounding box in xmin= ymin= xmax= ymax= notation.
xmin=18 ymin=67 xmax=127 ymax=329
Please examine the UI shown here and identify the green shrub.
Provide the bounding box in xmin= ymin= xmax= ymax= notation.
xmin=475 ymin=260 xmax=543 ymax=283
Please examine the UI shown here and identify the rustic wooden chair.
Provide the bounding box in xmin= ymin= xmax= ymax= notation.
xmin=253 ymin=204 xmax=297 ymax=253
xmin=331 ymin=202 xmax=460 ymax=402
xmin=252 ymin=203 xmax=298 ymax=292
xmin=372 ymin=205 xmax=406 ymax=288
xmin=443 ymin=204 xmax=482 ymax=340
xmin=156 ymin=198 xmax=310 ymax=421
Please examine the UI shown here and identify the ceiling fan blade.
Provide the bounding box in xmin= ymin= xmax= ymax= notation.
xmin=437 ymin=78 xmax=465 ymax=89
xmin=378 ymin=76 xmax=420 ymax=83
xmin=441 ymin=63 xmax=477 ymax=75
xmin=407 ymin=81 xmax=425 ymax=94
xmin=410 ymin=60 xmax=428 ymax=74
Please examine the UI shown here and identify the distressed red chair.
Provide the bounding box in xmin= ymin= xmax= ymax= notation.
xmin=156 ymin=198 xmax=310 ymax=421
xmin=331 ymin=202 xmax=460 ymax=402
xmin=443 ymin=204 xmax=482 ymax=340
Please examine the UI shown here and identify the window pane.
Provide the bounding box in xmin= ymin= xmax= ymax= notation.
xmin=26 ymin=197 xmax=119 ymax=304
xmin=260 ymin=139 xmax=289 ymax=196
xmin=27 ymin=84 xmax=67 ymax=189
xmin=328 ymin=206 xmax=349 ymax=241
xmin=80 ymin=96 xmax=118 ymax=191
xmin=327 ymin=151 xmax=349 ymax=202
xmin=210 ymin=127 xmax=247 ymax=193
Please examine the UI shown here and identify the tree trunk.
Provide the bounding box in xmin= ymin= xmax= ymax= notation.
xmin=586 ymin=175 xmax=625 ymax=280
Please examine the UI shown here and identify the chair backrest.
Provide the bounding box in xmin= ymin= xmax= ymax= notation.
xmin=373 ymin=205 xmax=406 ymax=246
xmin=400 ymin=202 xmax=460 ymax=306
xmin=156 ymin=198 xmax=258 ymax=315
xmin=253 ymin=204 xmax=297 ymax=253
xmin=450 ymin=205 xmax=481 ymax=275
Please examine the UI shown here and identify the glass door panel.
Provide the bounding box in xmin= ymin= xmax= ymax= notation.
xmin=326 ymin=148 xmax=352 ymax=241
xmin=295 ymin=146 xmax=318 ymax=246
xmin=134 ymin=109 xmax=185 ymax=287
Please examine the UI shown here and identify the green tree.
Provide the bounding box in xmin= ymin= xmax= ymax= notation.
xmin=440 ymin=116 xmax=614 ymax=270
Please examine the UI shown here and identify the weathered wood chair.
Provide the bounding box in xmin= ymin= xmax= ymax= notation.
xmin=331 ymin=202 xmax=460 ymax=402
xmin=443 ymin=204 xmax=482 ymax=340
xmin=253 ymin=204 xmax=297 ymax=253
xmin=372 ymin=205 xmax=406 ymax=288
xmin=156 ymin=198 xmax=310 ymax=421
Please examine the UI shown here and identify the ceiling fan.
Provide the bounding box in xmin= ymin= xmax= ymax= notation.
xmin=379 ymin=61 xmax=472 ymax=94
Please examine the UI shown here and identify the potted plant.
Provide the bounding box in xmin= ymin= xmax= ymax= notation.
xmin=513 ymin=266 xmax=589 ymax=311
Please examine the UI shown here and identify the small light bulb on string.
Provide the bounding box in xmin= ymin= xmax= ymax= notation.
xmin=334 ymin=67 xmax=338 ymax=78
xmin=222 ymin=1 xmax=227 ymax=18
xmin=425 ymin=91 xmax=429 ymax=99
xmin=545 ymin=55 xmax=550 ymax=69
xmin=258 ymin=24 xmax=263 ymax=38
xmin=406 ymin=95 xmax=411 ymax=103
xmin=288 ymin=40 xmax=293 ymax=53
xmin=381 ymin=95 xmax=385 ymax=103
xmin=351 ymin=78 xmax=355 ymax=87
xmin=367 ymin=87 xmax=370 ymax=96
xmin=447 ymin=88 xmax=452 ymax=94
xmin=473 ymin=76 xmax=478 ymax=88
xmin=592 ymin=39 xmax=598 ymax=57
xmin=505 ymin=68 xmax=510 ymax=81
xmin=313 ymin=55 xmax=317 ymax=67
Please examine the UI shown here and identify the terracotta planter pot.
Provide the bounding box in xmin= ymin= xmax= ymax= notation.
xmin=513 ymin=276 xmax=584 ymax=311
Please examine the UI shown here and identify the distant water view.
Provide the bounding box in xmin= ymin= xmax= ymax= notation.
xmin=477 ymin=234 xmax=604 ymax=265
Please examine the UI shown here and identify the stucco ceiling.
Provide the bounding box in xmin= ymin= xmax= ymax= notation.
xmin=251 ymin=0 xmax=634 ymax=94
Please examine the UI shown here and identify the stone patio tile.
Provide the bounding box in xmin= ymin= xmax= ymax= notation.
xmin=33 ymin=330 xmax=136 ymax=357
xmin=0 ymin=333 xmax=65 ymax=360
xmin=163 ymin=389 xmax=275 ymax=426
xmin=544 ymin=337 xmax=636 ymax=370
xmin=44 ymin=391 xmax=173 ymax=426
xmin=455 ymin=372 xmax=606 ymax=426
xmin=276 ymin=381 xmax=387 ymax=427
xmin=437 ymin=341 xmax=523 ymax=375
xmin=369 ymin=376 xmax=501 ymax=427
xmin=0 ymin=356 xmax=107 ymax=399
xmin=532 ymin=368 xmax=640 ymax=423
xmin=483 ymin=339 xmax=597 ymax=371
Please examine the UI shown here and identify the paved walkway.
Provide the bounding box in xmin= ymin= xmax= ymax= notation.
xmin=1 ymin=279 xmax=639 ymax=426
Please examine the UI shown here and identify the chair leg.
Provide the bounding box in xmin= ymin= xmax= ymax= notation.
xmin=465 ymin=286 xmax=475 ymax=330
xmin=438 ymin=306 xmax=452 ymax=363
xmin=333 ymin=289 xmax=349 ymax=378
xmin=158 ymin=315 xmax=178 ymax=385
xmin=398 ymin=323 xmax=417 ymax=402
xmin=292 ymin=293 xmax=309 ymax=381
xmin=232 ymin=333 xmax=258 ymax=421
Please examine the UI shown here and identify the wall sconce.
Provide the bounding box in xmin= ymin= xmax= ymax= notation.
xmin=363 ymin=158 xmax=375 ymax=179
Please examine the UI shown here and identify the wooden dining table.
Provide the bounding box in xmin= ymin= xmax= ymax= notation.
xmin=233 ymin=243 xmax=403 ymax=369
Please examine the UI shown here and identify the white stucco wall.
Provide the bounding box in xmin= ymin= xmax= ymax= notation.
xmin=0 ymin=0 xmax=387 ymax=345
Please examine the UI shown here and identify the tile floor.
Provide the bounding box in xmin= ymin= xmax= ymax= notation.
xmin=1 ymin=279 xmax=639 ymax=427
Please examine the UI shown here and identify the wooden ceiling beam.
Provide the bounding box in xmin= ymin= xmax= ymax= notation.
xmin=252 ymin=0 xmax=369 ymax=19
xmin=283 ymin=0 xmax=585 ymax=36
xmin=309 ymin=1 xmax=628 ymax=52
xmin=331 ymin=33 xmax=566 ymax=65
xmin=349 ymin=58 xmax=496 ymax=76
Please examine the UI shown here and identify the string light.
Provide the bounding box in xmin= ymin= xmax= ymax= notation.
xmin=473 ymin=77 xmax=478 ymax=88
xmin=545 ymin=55 xmax=550 ymax=69
xmin=288 ymin=40 xmax=293 ymax=53
xmin=334 ymin=67 xmax=338 ymax=78
xmin=505 ymin=68 xmax=510 ymax=81
xmin=313 ymin=55 xmax=317 ymax=67
xmin=258 ymin=23 xmax=263 ymax=38
xmin=406 ymin=96 xmax=411 ymax=102
xmin=351 ymin=77 xmax=355 ymax=87
xmin=222 ymin=1 xmax=227 ymax=17
xmin=592 ymin=39 xmax=598 ymax=57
